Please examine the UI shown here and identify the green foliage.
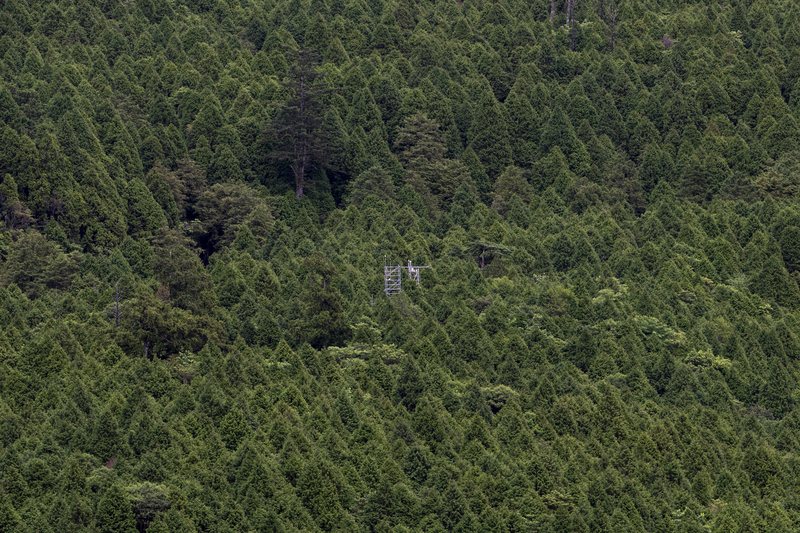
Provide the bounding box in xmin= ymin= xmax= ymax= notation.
xmin=123 ymin=178 xmax=167 ymax=236
xmin=1 ymin=0 xmax=800 ymax=530
xmin=468 ymin=88 xmax=513 ymax=178
xmin=349 ymin=165 xmax=396 ymax=205
xmin=94 ymin=484 xmax=137 ymax=533
xmin=684 ymin=349 xmax=732 ymax=370
xmin=1 ymin=231 xmax=81 ymax=298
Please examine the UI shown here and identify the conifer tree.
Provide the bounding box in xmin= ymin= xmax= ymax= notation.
xmin=145 ymin=164 xmax=180 ymax=227
xmin=504 ymin=79 xmax=539 ymax=167
xmin=297 ymin=253 xmax=350 ymax=348
xmin=0 ymin=492 xmax=24 ymax=533
xmin=468 ymin=87 xmax=513 ymax=178
xmin=395 ymin=113 xmax=471 ymax=211
xmin=679 ymin=154 xmax=711 ymax=204
xmin=752 ymin=255 xmax=800 ymax=308
xmin=94 ymin=484 xmax=138 ymax=533
xmin=267 ymin=48 xmax=337 ymax=199
xmin=349 ymin=165 xmax=396 ymax=205
xmin=123 ymin=178 xmax=167 ymax=236
xmin=460 ymin=146 xmax=491 ymax=202
xmin=394 ymin=355 xmax=426 ymax=412
xmin=763 ymin=114 xmax=800 ymax=159
xmin=540 ymin=104 xmax=581 ymax=159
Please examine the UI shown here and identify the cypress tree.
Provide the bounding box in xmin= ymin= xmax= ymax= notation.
xmin=763 ymin=114 xmax=800 ymax=159
xmin=504 ymin=78 xmax=539 ymax=167
xmin=394 ymin=355 xmax=426 ymax=412
xmin=145 ymin=164 xmax=180 ymax=227
xmin=208 ymin=144 xmax=244 ymax=183
xmin=0 ymin=491 xmax=23 ymax=533
xmin=679 ymin=154 xmax=710 ymax=204
xmin=780 ymin=226 xmax=800 ymax=272
xmin=94 ymin=484 xmax=137 ymax=533
xmin=189 ymin=94 xmax=225 ymax=149
xmin=123 ymin=178 xmax=167 ymax=236
xmin=752 ymin=255 xmax=800 ymax=308
xmin=640 ymin=143 xmax=674 ymax=194
xmin=460 ymin=146 xmax=491 ymax=202
xmin=296 ymin=455 xmax=349 ymax=530
xmin=468 ymin=87 xmax=513 ymax=178
xmin=539 ymin=104 xmax=580 ymax=158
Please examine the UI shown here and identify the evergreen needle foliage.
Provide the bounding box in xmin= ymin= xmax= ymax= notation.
xmin=2 ymin=0 xmax=800 ymax=530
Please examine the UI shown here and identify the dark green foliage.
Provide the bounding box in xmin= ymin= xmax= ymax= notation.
xmin=1 ymin=231 xmax=81 ymax=298
xmin=94 ymin=484 xmax=137 ymax=533
xmin=123 ymin=178 xmax=167 ymax=236
xmin=752 ymin=255 xmax=800 ymax=308
xmin=540 ymin=105 xmax=581 ymax=160
xmin=0 ymin=0 xmax=800 ymax=530
xmin=296 ymin=454 xmax=349 ymax=530
xmin=349 ymin=165 xmax=396 ymax=205
xmin=393 ymin=355 xmax=426 ymax=412
xmin=266 ymin=48 xmax=337 ymax=199
xmin=296 ymin=253 xmax=350 ymax=348
xmin=468 ymin=89 xmax=513 ymax=178
xmin=395 ymin=113 xmax=471 ymax=213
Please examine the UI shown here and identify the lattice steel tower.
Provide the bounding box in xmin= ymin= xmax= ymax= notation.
xmin=384 ymin=257 xmax=430 ymax=297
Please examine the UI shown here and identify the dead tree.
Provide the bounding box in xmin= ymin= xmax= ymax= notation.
xmin=566 ymin=0 xmax=571 ymax=25
xmin=113 ymin=280 xmax=123 ymax=327
xmin=550 ymin=0 xmax=555 ymax=22
xmin=610 ymin=3 xmax=618 ymax=52
xmin=570 ymin=0 xmax=577 ymax=51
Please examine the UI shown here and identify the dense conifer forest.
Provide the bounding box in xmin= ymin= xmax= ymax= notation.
xmin=3 ymin=0 xmax=800 ymax=530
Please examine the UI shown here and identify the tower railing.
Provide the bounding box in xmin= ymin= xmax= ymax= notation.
xmin=384 ymin=264 xmax=402 ymax=297
xmin=384 ymin=258 xmax=430 ymax=297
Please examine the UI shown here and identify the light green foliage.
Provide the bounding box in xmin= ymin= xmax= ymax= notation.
xmin=684 ymin=349 xmax=732 ymax=370
xmin=634 ymin=315 xmax=687 ymax=347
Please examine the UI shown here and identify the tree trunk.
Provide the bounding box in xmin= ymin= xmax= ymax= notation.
xmin=167 ymin=248 xmax=172 ymax=301
xmin=296 ymin=74 xmax=307 ymax=199
xmin=269 ymin=48 xmax=334 ymax=201
xmin=550 ymin=0 xmax=555 ymax=21
xmin=114 ymin=280 xmax=121 ymax=327
xmin=571 ymin=0 xmax=576 ymax=51
xmin=610 ymin=5 xmax=617 ymax=52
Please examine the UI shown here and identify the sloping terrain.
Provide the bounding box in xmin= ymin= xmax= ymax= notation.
xmin=2 ymin=0 xmax=800 ymax=530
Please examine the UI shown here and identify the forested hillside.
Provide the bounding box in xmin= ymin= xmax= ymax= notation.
xmin=3 ymin=0 xmax=800 ymax=530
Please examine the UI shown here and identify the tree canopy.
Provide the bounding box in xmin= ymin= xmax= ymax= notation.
xmin=3 ymin=0 xmax=800 ymax=530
